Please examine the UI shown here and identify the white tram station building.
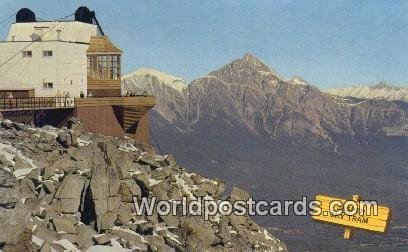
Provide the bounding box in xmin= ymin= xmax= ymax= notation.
xmin=0 ymin=7 xmax=122 ymax=99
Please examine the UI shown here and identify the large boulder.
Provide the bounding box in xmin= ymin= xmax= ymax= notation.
xmin=0 ymin=169 xmax=31 ymax=249
xmin=118 ymin=179 xmax=141 ymax=203
xmin=57 ymin=132 xmax=73 ymax=148
xmin=0 ymin=169 xmax=19 ymax=209
xmin=180 ymin=215 xmax=216 ymax=248
xmin=75 ymin=224 xmax=96 ymax=249
xmin=90 ymin=165 xmax=120 ymax=231
xmin=137 ymin=153 xmax=162 ymax=169
xmin=67 ymin=117 xmax=84 ymax=137
xmin=110 ymin=227 xmax=149 ymax=250
xmin=93 ymin=233 xmax=112 ymax=245
xmin=53 ymin=175 xmax=86 ymax=214
xmin=52 ymin=216 xmax=76 ymax=234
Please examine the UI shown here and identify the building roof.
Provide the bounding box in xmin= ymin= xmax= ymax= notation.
xmin=87 ymin=36 xmax=122 ymax=54
xmin=6 ymin=21 xmax=97 ymax=43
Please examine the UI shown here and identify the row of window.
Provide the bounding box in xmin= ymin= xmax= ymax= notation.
xmin=22 ymin=50 xmax=53 ymax=58
xmin=87 ymin=55 xmax=121 ymax=80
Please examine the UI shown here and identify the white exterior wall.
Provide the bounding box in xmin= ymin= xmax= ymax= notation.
xmin=7 ymin=21 xmax=97 ymax=43
xmin=0 ymin=41 xmax=88 ymax=97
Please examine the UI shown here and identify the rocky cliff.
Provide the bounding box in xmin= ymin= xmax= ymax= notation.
xmin=0 ymin=119 xmax=286 ymax=252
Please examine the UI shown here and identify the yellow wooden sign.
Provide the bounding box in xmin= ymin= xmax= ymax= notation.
xmin=312 ymin=194 xmax=390 ymax=237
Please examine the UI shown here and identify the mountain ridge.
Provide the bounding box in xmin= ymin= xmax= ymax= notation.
xmin=325 ymin=82 xmax=408 ymax=102
xmin=124 ymin=54 xmax=408 ymax=144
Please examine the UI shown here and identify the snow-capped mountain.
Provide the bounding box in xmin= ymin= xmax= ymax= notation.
xmin=287 ymin=76 xmax=310 ymax=86
xmin=122 ymin=54 xmax=408 ymax=251
xmin=122 ymin=68 xmax=187 ymax=124
xmin=123 ymin=68 xmax=187 ymax=93
xmin=325 ymin=82 xmax=408 ymax=102
xmin=125 ymin=54 xmax=408 ymax=141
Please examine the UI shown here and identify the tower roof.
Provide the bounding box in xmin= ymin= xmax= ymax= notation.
xmin=87 ymin=36 xmax=122 ymax=54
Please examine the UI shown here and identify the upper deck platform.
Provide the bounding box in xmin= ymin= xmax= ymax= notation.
xmin=0 ymin=96 xmax=155 ymax=111
xmin=74 ymin=96 xmax=155 ymax=107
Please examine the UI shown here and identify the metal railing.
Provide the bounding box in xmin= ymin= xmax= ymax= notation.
xmin=0 ymin=97 xmax=75 ymax=111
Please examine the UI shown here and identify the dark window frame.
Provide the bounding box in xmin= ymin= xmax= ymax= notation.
xmin=42 ymin=50 xmax=53 ymax=57
xmin=22 ymin=51 xmax=32 ymax=57
xmin=42 ymin=82 xmax=54 ymax=89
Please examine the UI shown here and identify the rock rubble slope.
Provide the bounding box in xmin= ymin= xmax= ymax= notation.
xmin=0 ymin=118 xmax=286 ymax=252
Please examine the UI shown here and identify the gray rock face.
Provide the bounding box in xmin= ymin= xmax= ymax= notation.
xmin=180 ymin=215 xmax=216 ymax=248
xmin=52 ymin=217 xmax=76 ymax=234
xmin=53 ymin=175 xmax=86 ymax=213
xmin=110 ymin=227 xmax=149 ymax=250
xmin=93 ymin=233 xmax=112 ymax=245
xmin=67 ymin=117 xmax=83 ymax=134
xmin=76 ymin=224 xmax=96 ymax=249
xmin=119 ymin=179 xmax=141 ymax=202
xmin=90 ymin=165 xmax=121 ymax=231
xmin=57 ymin=132 xmax=73 ymax=148
xmin=57 ymin=119 xmax=84 ymax=148
xmin=0 ymin=169 xmax=31 ymax=249
xmin=100 ymin=212 xmax=117 ymax=230
xmin=0 ymin=169 xmax=18 ymax=208
xmin=0 ymin=121 xmax=287 ymax=251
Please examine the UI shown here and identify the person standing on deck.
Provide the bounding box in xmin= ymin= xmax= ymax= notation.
xmin=7 ymin=93 xmax=14 ymax=108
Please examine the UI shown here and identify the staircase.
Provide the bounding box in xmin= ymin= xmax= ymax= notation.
xmin=123 ymin=106 xmax=148 ymax=133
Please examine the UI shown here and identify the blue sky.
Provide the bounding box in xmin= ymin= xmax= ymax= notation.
xmin=0 ymin=0 xmax=407 ymax=88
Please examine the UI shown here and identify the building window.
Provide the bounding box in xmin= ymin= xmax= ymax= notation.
xmin=110 ymin=55 xmax=120 ymax=80
xmin=87 ymin=55 xmax=120 ymax=80
xmin=43 ymin=82 xmax=53 ymax=89
xmin=42 ymin=51 xmax=53 ymax=57
xmin=22 ymin=51 xmax=32 ymax=57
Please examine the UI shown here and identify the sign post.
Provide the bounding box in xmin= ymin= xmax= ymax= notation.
xmin=312 ymin=194 xmax=390 ymax=239
xmin=343 ymin=194 xmax=360 ymax=239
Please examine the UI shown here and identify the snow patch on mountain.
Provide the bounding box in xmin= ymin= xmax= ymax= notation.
xmin=287 ymin=76 xmax=309 ymax=86
xmin=325 ymin=82 xmax=408 ymax=102
xmin=123 ymin=68 xmax=187 ymax=93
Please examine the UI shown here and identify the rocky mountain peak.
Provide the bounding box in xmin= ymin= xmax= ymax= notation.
xmin=241 ymin=53 xmax=268 ymax=68
xmin=371 ymin=81 xmax=406 ymax=91
xmin=234 ymin=53 xmax=276 ymax=74
xmin=207 ymin=54 xmax=280 ymax=87
xmin=373 ymin=81 xmax=389 ymax=89
xmin=287 ymin=76 xmax=310 ymax=86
